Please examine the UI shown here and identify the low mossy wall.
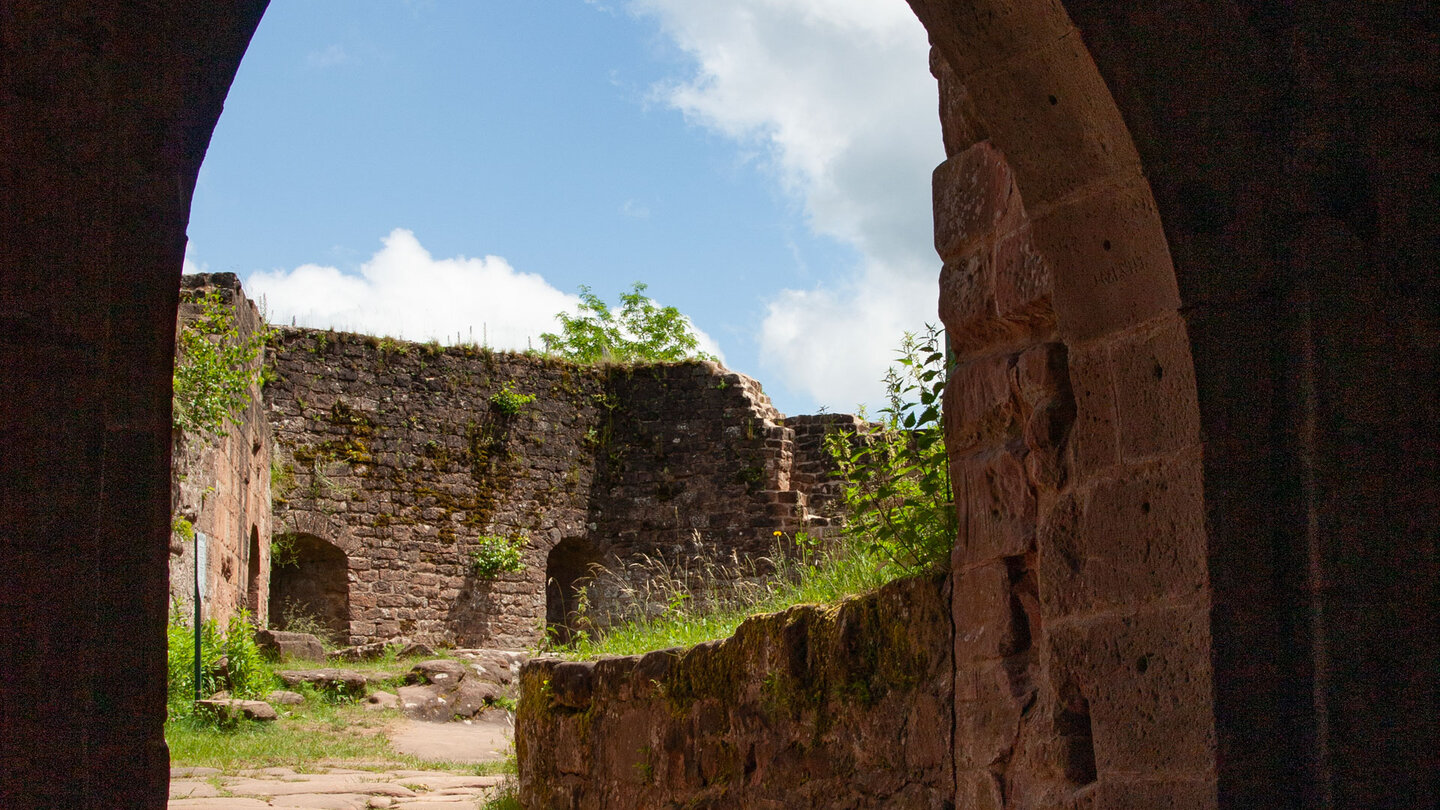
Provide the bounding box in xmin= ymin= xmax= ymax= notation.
xmin=516 ymin=574 xmax=954 ymax=809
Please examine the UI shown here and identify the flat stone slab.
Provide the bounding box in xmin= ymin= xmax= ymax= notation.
xmin=386 ymin=717 xmax=512 ymax=764
xmin=167 ymin=767 xmax=509 ymax=810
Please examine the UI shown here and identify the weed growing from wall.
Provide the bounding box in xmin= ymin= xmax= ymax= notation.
xmin=827 ymin=324 xmax=955 ymax=571
xmin=488 ymin=382 xmax=535 ymax=416
xmin=470 ymin=534 xmax=527 ymax=578
xmin=173 ymin=288 xmax=266 ymax=438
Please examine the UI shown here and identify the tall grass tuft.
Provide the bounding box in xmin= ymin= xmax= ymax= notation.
xmin=551 ymin=531 xmax=904 ymax=659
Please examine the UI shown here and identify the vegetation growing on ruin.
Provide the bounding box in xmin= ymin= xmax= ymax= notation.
xmin=470 ymin=533 xmax=528 ymax=577
xmin=550 ymin=328 xmax=954 ymax=659
xmin=488 ymin=381 xmax=535 ymax=415
xmin=173 ymin=288 xmax=267 ymax=437
xmin=166 ymin=607 xmax=271 ymax=721
xmin=550 ymin=531 xmax=901 ymax=658
xmin=826 ymin=324 xmax=955 ymax=570
xmin=540 ymin=282 xmax=716 ymax=364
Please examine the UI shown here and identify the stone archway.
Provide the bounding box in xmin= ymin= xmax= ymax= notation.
xmin=1 ymin=2 xmax=1434 ymax=808
xmin=268 ymin=533 xmax=351 ymax=645
xmin=545 ymin=537 xmax=604 ymax=645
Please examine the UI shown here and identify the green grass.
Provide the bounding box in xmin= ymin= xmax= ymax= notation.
xmin=166 ymin=700 xmax=514 ymax=775
xmin=553 ymin=534 xmax=909 ymax=659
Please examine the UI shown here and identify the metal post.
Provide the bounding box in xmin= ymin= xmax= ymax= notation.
xmin=194 ymin=528 xmax=201 ymax=704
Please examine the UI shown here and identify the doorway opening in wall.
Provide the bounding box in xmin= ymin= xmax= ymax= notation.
xmin=546 ymin=536 xmax=605 ymax=645
xmin=267 ymin=532 xmax=349 ymax=646
xmin=167 ymin=0 xmax=946 ymax=791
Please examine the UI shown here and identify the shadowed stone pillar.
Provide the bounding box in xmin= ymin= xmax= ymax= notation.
xmin=0 ymin=3 xmax=268 ymax=806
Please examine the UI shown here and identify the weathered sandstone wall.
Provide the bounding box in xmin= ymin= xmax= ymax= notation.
xmin=924 ymin=36 xmax=1215 ymax=809
xmin=517 ymin=575 xmax=953 ymax=809
xmin=169 ymin=273 xmax=272 ymax=627
xmin=263 ymin=327 xmax=849 ymax=648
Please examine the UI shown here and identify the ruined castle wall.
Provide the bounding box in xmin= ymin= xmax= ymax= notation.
xmin=517 ymin=575 xmax=953 ymax=810
xmin=265 ymin=330 xmax=608 ymax=647
xmin=170 ymin=274 xmax=272 ymax=628
xmin=264 ymin=329 xmax=849 ymax=648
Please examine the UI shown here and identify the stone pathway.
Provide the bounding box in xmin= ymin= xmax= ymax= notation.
xmin=168 ymin=718 xmax=515 ymax=809
xmin=169 ymin=766 xmax=506 ymax=809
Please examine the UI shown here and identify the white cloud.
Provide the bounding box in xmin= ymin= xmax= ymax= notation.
xmin=244 ymin=228 xmax=726 ymax=362
xmin=630 ymin=0 xmax=943 ymax=409
xmin=620 ymin=199 xmax=651 ymax=219
xmin=183 ymin=242 xmax=207 ymax=276
xmin=306 ymin=44 xmax=354 ymax=68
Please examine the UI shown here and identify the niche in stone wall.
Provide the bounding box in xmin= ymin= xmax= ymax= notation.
xmin=546 ymin=537 xmax=604 ymax=644
xmin=268 ymin=532 xmax=349 ymax=642
xmin=246 ymin=524 xmax=263 ymax=615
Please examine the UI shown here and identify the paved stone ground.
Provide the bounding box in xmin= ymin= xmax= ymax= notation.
xmin=169 ymin=767 xmax=507 ymax=809
xmin=168 ymin=719 xmax=515 ymax=809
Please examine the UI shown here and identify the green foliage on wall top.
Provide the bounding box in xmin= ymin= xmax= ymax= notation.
xmin=540 ymin=282 xmax=716 ymax=365
xmin=173 ymin=289 xmax=267 ymax=438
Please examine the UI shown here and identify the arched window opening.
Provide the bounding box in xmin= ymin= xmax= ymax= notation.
xmin=268 ymin=532 xmax=349 ymax=644
xmin=246 ymin=525 xmax=263 ymax=616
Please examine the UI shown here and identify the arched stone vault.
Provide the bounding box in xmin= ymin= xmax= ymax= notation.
xmin=0 ymin=1 xmax=1433 ymax=807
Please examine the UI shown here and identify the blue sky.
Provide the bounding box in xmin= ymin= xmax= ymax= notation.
xmin=186 ymin=0 xmax=942 ymax=416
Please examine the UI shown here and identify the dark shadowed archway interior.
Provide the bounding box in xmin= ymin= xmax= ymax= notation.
xmin=546 ymin=536 xmax=603 ymax=644
xmin=269 ymin=533 xmax=350 ymax=643
xmin=246 ymin=524 xmax=263 ymax=614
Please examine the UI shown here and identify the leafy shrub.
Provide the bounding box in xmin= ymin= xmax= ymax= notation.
xmin=540 ymin=282 xmax=716 ymax=364
xmin=488 ymin=382 xmax=535 ymax=416
xmin=173 ymin=288 xmax=267 ymax=438
xmin=827 ymin=324 xmax=955 ymax=571
xmin=167 ymin=606 xmax=274 ymax=720
xmin=470 ymin=534 xmax=527 ymax=578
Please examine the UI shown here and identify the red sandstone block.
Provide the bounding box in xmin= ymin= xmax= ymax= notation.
xmin=993 ymin=225 xmax=1055 ymax=327
xmin=1038 ymin=451 xmax=1207 ymax=618
xmin=951 ymin=451 xmax=1035 ymax=564
xmin=944 ymin=354 xmax=1014 ymax=457
xmin=1064 ymin=342 xmax=1120 ymax=480
xmin=1109 ymin=315 xmax=1202 ymax=461
xmin=1035 ymin=176 xmax=1181 ymax=342
xmin=964 ymin=33 xmax=1144 ymax=208
xmin=954 ymin=769 xmax=1006 ymax=810
xmin=938 ymin=253 xmax=999 ymax=357
xmin=933 ymin=142 xmax=1021 ymax=262
xmin=913 ymin=0 xmax=1075 ymax=82
xmin=931 ymin=48 xmax=987 ymax=157
xmin=1047 ymin=603 xmax=1217 ymax=777
xmin=954 ymin=662 xmax=1030 ymax=771
xmin=952 ymin=560 xmax=1025 ymax=663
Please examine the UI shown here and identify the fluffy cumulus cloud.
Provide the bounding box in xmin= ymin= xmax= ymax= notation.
xmin=244 ymin=229 xmax=725 ymax=360
xmin=631 ymin=0 xmax=942 ymax=408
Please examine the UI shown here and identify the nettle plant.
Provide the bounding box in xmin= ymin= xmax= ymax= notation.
xmin=827 ymin=324 xmax=956 ymax=571
xmin=469 ymin=533 xmax=527 ymax=578
xmin=172 ymin=288 xmax=267 ymax=438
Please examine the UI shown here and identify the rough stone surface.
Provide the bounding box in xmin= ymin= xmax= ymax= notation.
xmin=517 ymin=575 xmax=952 ymax=809
xmin=170 ymin=274 xmax=273 ymax=629
xmin=255 ymin=629 xmax=327 ymax=662
xmin=262 ymin=325 xmax=856 ymax=648
xmin=195 ymin=699 xmax=278 ymax=723
xmin=275 ymin=669 xmax=384 ymax=700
